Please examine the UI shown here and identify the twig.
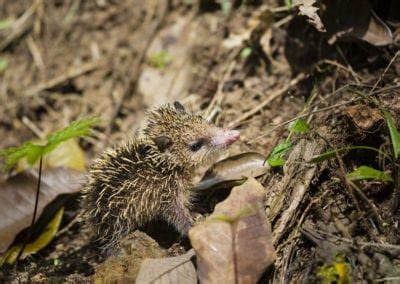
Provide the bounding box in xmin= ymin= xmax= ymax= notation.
xmin=228 ymin=73 xmax=305 ymax=129
xmin=15 ymin=157 xmax=43 ymax=264
xmin=348 ymin=180 xmax=384 ymax=229
xmin=205 ymin=53 xmax=239 ymax=120
xmin=23 ymin=60 xmax=103 ymax=97
xmin=313 ymin=229 xmax=400 ymax=252
xmin=22 ymin=116 xmax=45 ymax=139
xmin=335 ymin=45 xmax=361 ymax=84
xmin=368 ymin=49 xmax=400 ymax=96
xmin=0 ymin=0 xmax=41 ymax=51
xmin=249 ymin=96 xmax=358 ymax=143
xmin=316 ymin=132 xmax=363 ymax=214
xmin=26 ymin=35 xmax=45 ymax=72
xmin=319 ymin=59 xmax=362 ymax=83
xmin=107 ymin=0 xmax=169 ymax=135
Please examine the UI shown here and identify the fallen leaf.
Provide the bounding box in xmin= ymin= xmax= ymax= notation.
xmin=193 ymin=152 xmax=268 ymax=191
xmin=16 ymin=139 xmax=86 ymax=172
xmin=293 ymin=0 xmax=326 ymax=32
xmin=136 ymin=249 xmax=196 ymax=284
xmin=189 ymin=178 xmax=276 ymax=283
xmin=345 ymin=105 xmax=383 ymax=131
xmin=138 ymin=14 xmax=198 ymax=107
xmin=0 ymin=168 xmax=85 ymax=253
xmin=0 ymin=207 xmax=64 ymax=265
xmin=322 ymin=0 xmax=393 ymax=46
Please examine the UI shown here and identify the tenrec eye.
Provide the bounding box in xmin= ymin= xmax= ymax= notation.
xmin=190 ymin=140 xmax=204 ymax=152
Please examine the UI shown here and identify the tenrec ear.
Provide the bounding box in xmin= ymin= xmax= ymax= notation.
xmin=154 ymin=136 xmax=173 ymax=152
xmin=173 ymin=101 xmax=186 ymax=113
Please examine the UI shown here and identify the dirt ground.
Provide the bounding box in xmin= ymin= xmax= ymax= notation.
xmin=1 ymin=0 xmax=400 ymax=282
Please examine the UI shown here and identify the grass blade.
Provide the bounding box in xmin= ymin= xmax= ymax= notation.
xmin=346 ymin=165 xmax=393 ymax=182
xmin=383 ymin=110 xmax=400 ymax=159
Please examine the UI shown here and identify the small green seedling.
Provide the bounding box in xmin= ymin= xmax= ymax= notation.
xmin=0 ymin=116 xmax=100 ymax=265
xmin=147 ymin=50 xmax=174 ymax=69
xmin=0 ymin=58 xmax=7 ymax=73
xmin=267 ymin=141 xmax=292 ymax=167
xmin=0 ymin=117 xmax=100 ymax=170
xmin=288 ymin=118 xmax=310 ymax=134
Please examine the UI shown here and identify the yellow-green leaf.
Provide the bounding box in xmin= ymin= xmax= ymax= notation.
xmin=0 ymin=18 xmax=13 ymax=30
xmin=346 ymin=166 xmax=392 ymax=182
xmin=17 ymin=139 xmax=86 ymax=172
xmin=0 ymin=116 xmax=99 ymax=171
xmin=0 ymin=58 xmax=8 ymax=72
xmin=0 ymin=207 xmax=64 ymax=265
xmin=147 ymin=50 xmax=174 ymax=69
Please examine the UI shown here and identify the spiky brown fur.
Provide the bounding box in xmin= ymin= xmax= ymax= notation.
xmin=81 ymin=103 xmax=236 ymax=248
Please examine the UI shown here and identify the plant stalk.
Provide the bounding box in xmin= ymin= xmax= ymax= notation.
xmin=16 ymin=156 xmax=43 ymax=264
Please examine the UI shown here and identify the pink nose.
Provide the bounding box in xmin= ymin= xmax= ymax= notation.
xmin=212 ymin=129 xmax=240 ymax=147
xmin=225 ymin=130 xmax=240 ymax=145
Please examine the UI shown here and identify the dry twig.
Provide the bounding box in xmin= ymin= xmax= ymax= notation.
xmin=228 ymin=73 xmax=306 ymax=128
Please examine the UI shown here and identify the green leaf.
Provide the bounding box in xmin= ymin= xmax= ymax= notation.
xmin=285 ymin=0 xmax=293 ymax=8
xmin=0 ymin=143 xmax=44 ymax=170
xmin=267 ymin=141 xmax=292 ymax=167
xmin=45 ymin=116 xmax=101 ymax=154
xmin=0 ymin=58 xmax=8 ymax=72
xmin=0 ymin=18 xmax=13 ymax=30
xmin=147 ymin=50 xmax=174 ymax=69
xmin=309 ymin=146 xmax=390 ymax=163
xmin=0 ymin=117 xmax=100 ymax=171
xmin=221 ymin=0 xmax=232 ymax=15
xmin=0 ymin=207 xmax=64 ymax=265
xmin=240 ymin=47 xmax=252 ymax=59
xmin=288 ymin=118 xmax=310 ymax=134
xmin=347 ymin=166 xmax=393 ymax=182
xmin=383 ymin=110 xmax=400 ymax=159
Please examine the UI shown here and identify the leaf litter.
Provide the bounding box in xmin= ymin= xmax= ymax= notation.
xmin=0 ymin=0 xmax=400 ymax=282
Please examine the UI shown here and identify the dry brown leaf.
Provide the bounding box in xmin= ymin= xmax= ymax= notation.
xmin=345 ymin=105 xmax=384 ymax=131
xmin=322 ymin=0 xmax=393 ymax=46
xmin=135 ymin=249 xmax=197 ymax=284
xmin=293 ymin=0 xmax=326 ymax=32
xmin=0 ymin=168 xmax=85 ymax=253
xmin=189 ymin=178 xmax=275 ymax=283
xmin=138 ymin=13 xmax=200 ymax=107
xmin=193 ymin=152 xmax=268 ymax=191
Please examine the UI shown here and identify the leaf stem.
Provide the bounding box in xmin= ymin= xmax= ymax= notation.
xmin=16 ymin=156 xmax=43 ymax=264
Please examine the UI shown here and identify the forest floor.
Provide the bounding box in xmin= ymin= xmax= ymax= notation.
xmin=0 ymin=0 xmax=400 ymax=282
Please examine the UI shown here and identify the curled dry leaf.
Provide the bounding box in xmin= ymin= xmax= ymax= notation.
xmin=193 ymin=152 xmax=268 ymax=191
xmin=345 ymin=105 xmax=383 ymax=131
xmin=189 ymin=178 xmax=276 ymax=283
xmin=0 ymin=168 xmax=85 ymax=253
xmin=293 ymin=0 xmax=326 ymax=32
xmin=135 ymin=249 xmax=196 ymax=284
